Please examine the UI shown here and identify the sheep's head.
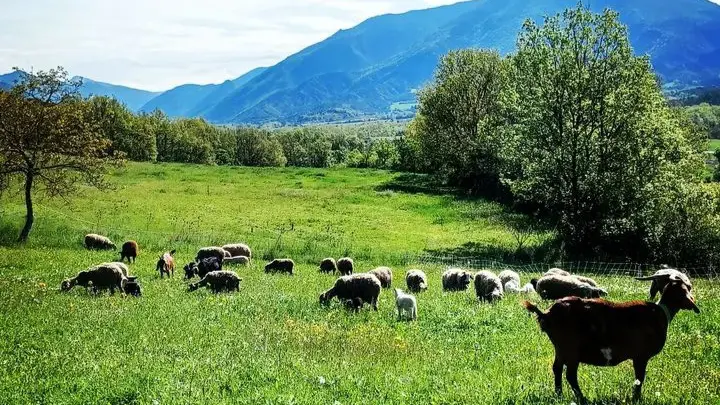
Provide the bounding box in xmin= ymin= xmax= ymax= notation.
xmin=530 ymin=278 xmax=539 ymax=290
xmin=460 ymin=273 xmax=473 ymax=287
xmin=319 ymin=292 xmax=331 ymax=306
xmin=183 ymin=263 xmax=198 ymax=279
xmin=60 ymin=278 xmax=74 ymax=291
xmin=188 ymin=283 xmax=200 ymax=292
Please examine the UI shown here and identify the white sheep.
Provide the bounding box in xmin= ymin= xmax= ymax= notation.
xmin=222 ymin=243 xmax=252 ymax=258
xmin=536 ymin=274 xmax=608 ymax=300
xmin=394 ymin=288 xmax=417 ymax=321
xmin=474 ymin=270 xmax=503 ymax=302
xmin=498 ymin=269 xmax=520 ymax=287
xmin=224 ymin=256 xmax=251 ymax=265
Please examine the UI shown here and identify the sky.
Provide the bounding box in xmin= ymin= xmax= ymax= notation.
xmin=0 ymin=0 xmax=459 ymax=91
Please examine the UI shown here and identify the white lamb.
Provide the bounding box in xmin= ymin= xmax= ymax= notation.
xmin=394 ymin=288 xmax=417 ymax=321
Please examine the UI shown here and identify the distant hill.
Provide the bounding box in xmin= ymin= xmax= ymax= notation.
xmin=76 ymin=77 xmax=160 ymax=111
xmin=200 ymin=0 xmax=720 ymax=124
xmin=0 ymin=71 xmax=160 ymax=111
xmin=140 ymin=67 xmax=267 ymax=117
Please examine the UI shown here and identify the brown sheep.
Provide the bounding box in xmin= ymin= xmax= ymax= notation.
xmin=368 ymin=266 xmax=393 ymax=288
xmin=265 ymin=259 xmax=294 ymax=275
xmin=337 ymin=257 xmax=354 ymax=276
xmin=84 ymin=234 xmax=116 ymax=251
xmin=319 ymin=258 xmax=338 ymax=274
xmin=119 ymin=241 xmax=139 ymax=263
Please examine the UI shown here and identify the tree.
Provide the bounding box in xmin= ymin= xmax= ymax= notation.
xmin=507 ymin=5 xmax=710 ymax=259
xmin=0 ymin=67 xmax=123 ymax=242
xmin=411 ymin=49 xmax=510 ymax=193
xmin=87 ymin=96 xmax=157 ymax=161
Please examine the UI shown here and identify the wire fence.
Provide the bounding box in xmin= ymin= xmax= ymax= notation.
xmin=3 ymin=203 xmax=719 ymax=281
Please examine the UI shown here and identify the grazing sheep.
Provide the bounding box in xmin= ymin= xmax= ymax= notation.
xmin=124 ymin=276 xmax=142 ymax=297
xmin=319 ymin=273 xmax=381 ymax=310
xmin=337 ymin=257 xmax=354 ymax=276
xmin=224 ymin=256 xmax=251 ymax=266
xmin=188 ymin=271 xmax=242 ymax=293
xmin=105 ymin=262 xmax=129 ymax=277
xmin=523 ymin=274 xmax=699 ymax=402
xmin=343 ymin=297 xmax=364 ymax=313
xmin=636 ymin=268 xmax=692 ymax=300
xmin=405 ymin=269 xmax=428 ymax=293
xmin=264 ymin=259 xmax=295 ymax=275
xmin=84 ymin=234 xmax=116 ymax=251
xmin=61 ymin=263 xmax=127 ymax=295
xmin=368 ymin=267 xmax=393 ymax=288
xmin=474 ymin=270 xmax=504 ymax=302
xmin=498 ymin=269 xmax=521 ymax=287
xmin=119 ymin=241 xmax=139 ymax=263
xmin=319 ymin=258 xmax=337 ymax=274
xmin=222 ymin=243 xmax=252 ymax=258
xmin=441 ymin=268 xmax=474 ymax=291
xmin=573 ymin=275 xmax=599 ymax=287
xmin=195 ymin=246 xmax=227 ymax=263
xmin=197 ymin=257 xmax=223 ymax=279
xmin=394 ymin=288 xmax=418 ymax=321
xmin=536 ymin=274 xmax=608 ymax=300
xmin=544 ymin=268 xmax=571 ymax=277
xmin=155 ymin=250 xmax=176 ymax=278
xmin=183 ymin=262 xmax=199 ymax=279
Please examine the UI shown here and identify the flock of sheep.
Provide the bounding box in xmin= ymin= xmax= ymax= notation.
xmin=64 ymin=233 xmax=701 ymax=402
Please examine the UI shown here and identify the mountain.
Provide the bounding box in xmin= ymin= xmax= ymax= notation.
xmin=200 ymin=0 xmax=720 ymax=124
xmin=76 ymin=77 xmax=160 ymax=111
xmin=1 ymin=71 xmax=160 ymax=111
xmin=139 ymin=67 xmax=266 ymax=117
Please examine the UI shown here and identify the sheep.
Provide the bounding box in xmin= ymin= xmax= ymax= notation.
xmin=636 ymin=268 xmax=692 ymax=300
xmin=119 ymin=240 xmax=139 ymax=263
xmin=441 ymin=268 xmax=474 ymax=291
xmin=222 ymin=243 xmax=252 ymax=258
xmin=545 ymin=268 xmax=571 ymax=277
xmin=123 ymin=276 xmax=142 ymax=297
xmin=61 ymin=263 xmax=127 ymax=295
xmin=155 ymin=250 xmax=176 ymax=278
xmin=337 ymin=257 xmax=354 ymax=276
xmin=195 ymin=247 xmax=227 ymax=263
xmin=474 ymin=270 xmax=503 ymax=302
xmin=319 ymin=273 xmax=381 ymax=311
xmin=197 ymin=257 xmax=222 ymax=279
xmin=319 ymin=258 xmax=338 ymax=274
xmin=536 ymin=274 xmax=608 ymax=300
xmin=105 ymin=262 xmax=129 ymax=277
xmin=368 ymin=266 xmax=393 ymax=288
xmin=405 ymin=269 xmax=428 ymax=293
xmin=573 ymin=275 xmax=600 ymax=287
xmin=188 ymin=270 xmax=242 ymax=293
xmin=224 ymin=256 xmax=251 ymax=266
xmin=343 ymin=297 xmax=364 ymax=313
xmin=84 ymin=233 xmax=116 ymax=251
xmin=498 ymin=269 xmax=521 ymax=286
xmin=394 ymin=288 xmax=417 ymax=321
xmin=265 ymin=259 xmax=294 ymax=275
xmin=523 ymin=273 xmax=700 ymax=403
xmin=183 ymin=262 xmax=199 ymax=279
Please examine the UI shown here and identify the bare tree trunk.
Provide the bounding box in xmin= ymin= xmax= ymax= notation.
xmin=18 ymin=172 xmax=34 ymax=242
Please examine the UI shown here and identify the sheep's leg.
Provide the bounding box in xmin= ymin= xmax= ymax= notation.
xmin=372 ymin=296 xmax=378 ymax=311
xmin=565 ymin=362 xmax=585 ymax=404
xmin=553 ymin=356 xmax=563 ymax=396
xmin=411 ymin=306 xmax=417 ymax=320
xmin=632 ymin=358 xmax=648 ymax=402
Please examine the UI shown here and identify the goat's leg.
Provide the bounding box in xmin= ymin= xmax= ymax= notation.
xmin=552 ymin=355 xmax=563 ymax=396
xmin=566 ymin=362 xmax=585 ymax=404
xmin=632 ymin=358 xmax=649 ymax=402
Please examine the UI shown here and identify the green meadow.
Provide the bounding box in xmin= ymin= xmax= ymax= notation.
xmin=0 ymin=162 xmax=718 ymax=404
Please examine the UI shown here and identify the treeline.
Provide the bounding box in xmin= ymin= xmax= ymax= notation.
xmin=407 ymin=5 xmax=720 ymax=268
xmin=88 ymin=96 xmax=417 ymax=170
xmin=683 ymin=103 xmax=720 ymax=139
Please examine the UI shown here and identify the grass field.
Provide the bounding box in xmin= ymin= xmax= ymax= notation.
xmin=0 ymin=163 xmax=718 ymax=404
xmin=709 ymin=139 xmax=720 ymax=152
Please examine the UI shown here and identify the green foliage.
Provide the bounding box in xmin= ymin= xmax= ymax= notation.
xmin=0 ymin=67 xmax=123 ymax=241
xmin=87 ymin=96 xmax=157 ymax=161
xmin=234 ymin=128 xmax=287 ymax=167
xmin=683 ymin=103 xmax=720 ymax=139
xmin=412 ymin=49 xmax=510 ymax=194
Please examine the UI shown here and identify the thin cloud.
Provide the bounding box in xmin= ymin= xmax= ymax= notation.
xmin=0 ymin=0 xmax=459 ymax=91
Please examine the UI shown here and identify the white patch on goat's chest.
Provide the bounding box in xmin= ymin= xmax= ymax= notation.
xmin=601 ymin=348 xmax=612 ymax=362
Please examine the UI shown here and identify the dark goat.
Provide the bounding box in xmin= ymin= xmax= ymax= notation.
xmin=183 ymin=262 xmax=199 ymax=279
xmin=197 ymin=257 xmax=222 ymax=279
xmin=523 ymin=274 xmax=699 ymax=403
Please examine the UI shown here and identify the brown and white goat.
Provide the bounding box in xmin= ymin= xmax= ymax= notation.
xmin=523 ymin=273 xmax=699 ymax=403
xmin=156 ymin=250 xmax=176 ymax=278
